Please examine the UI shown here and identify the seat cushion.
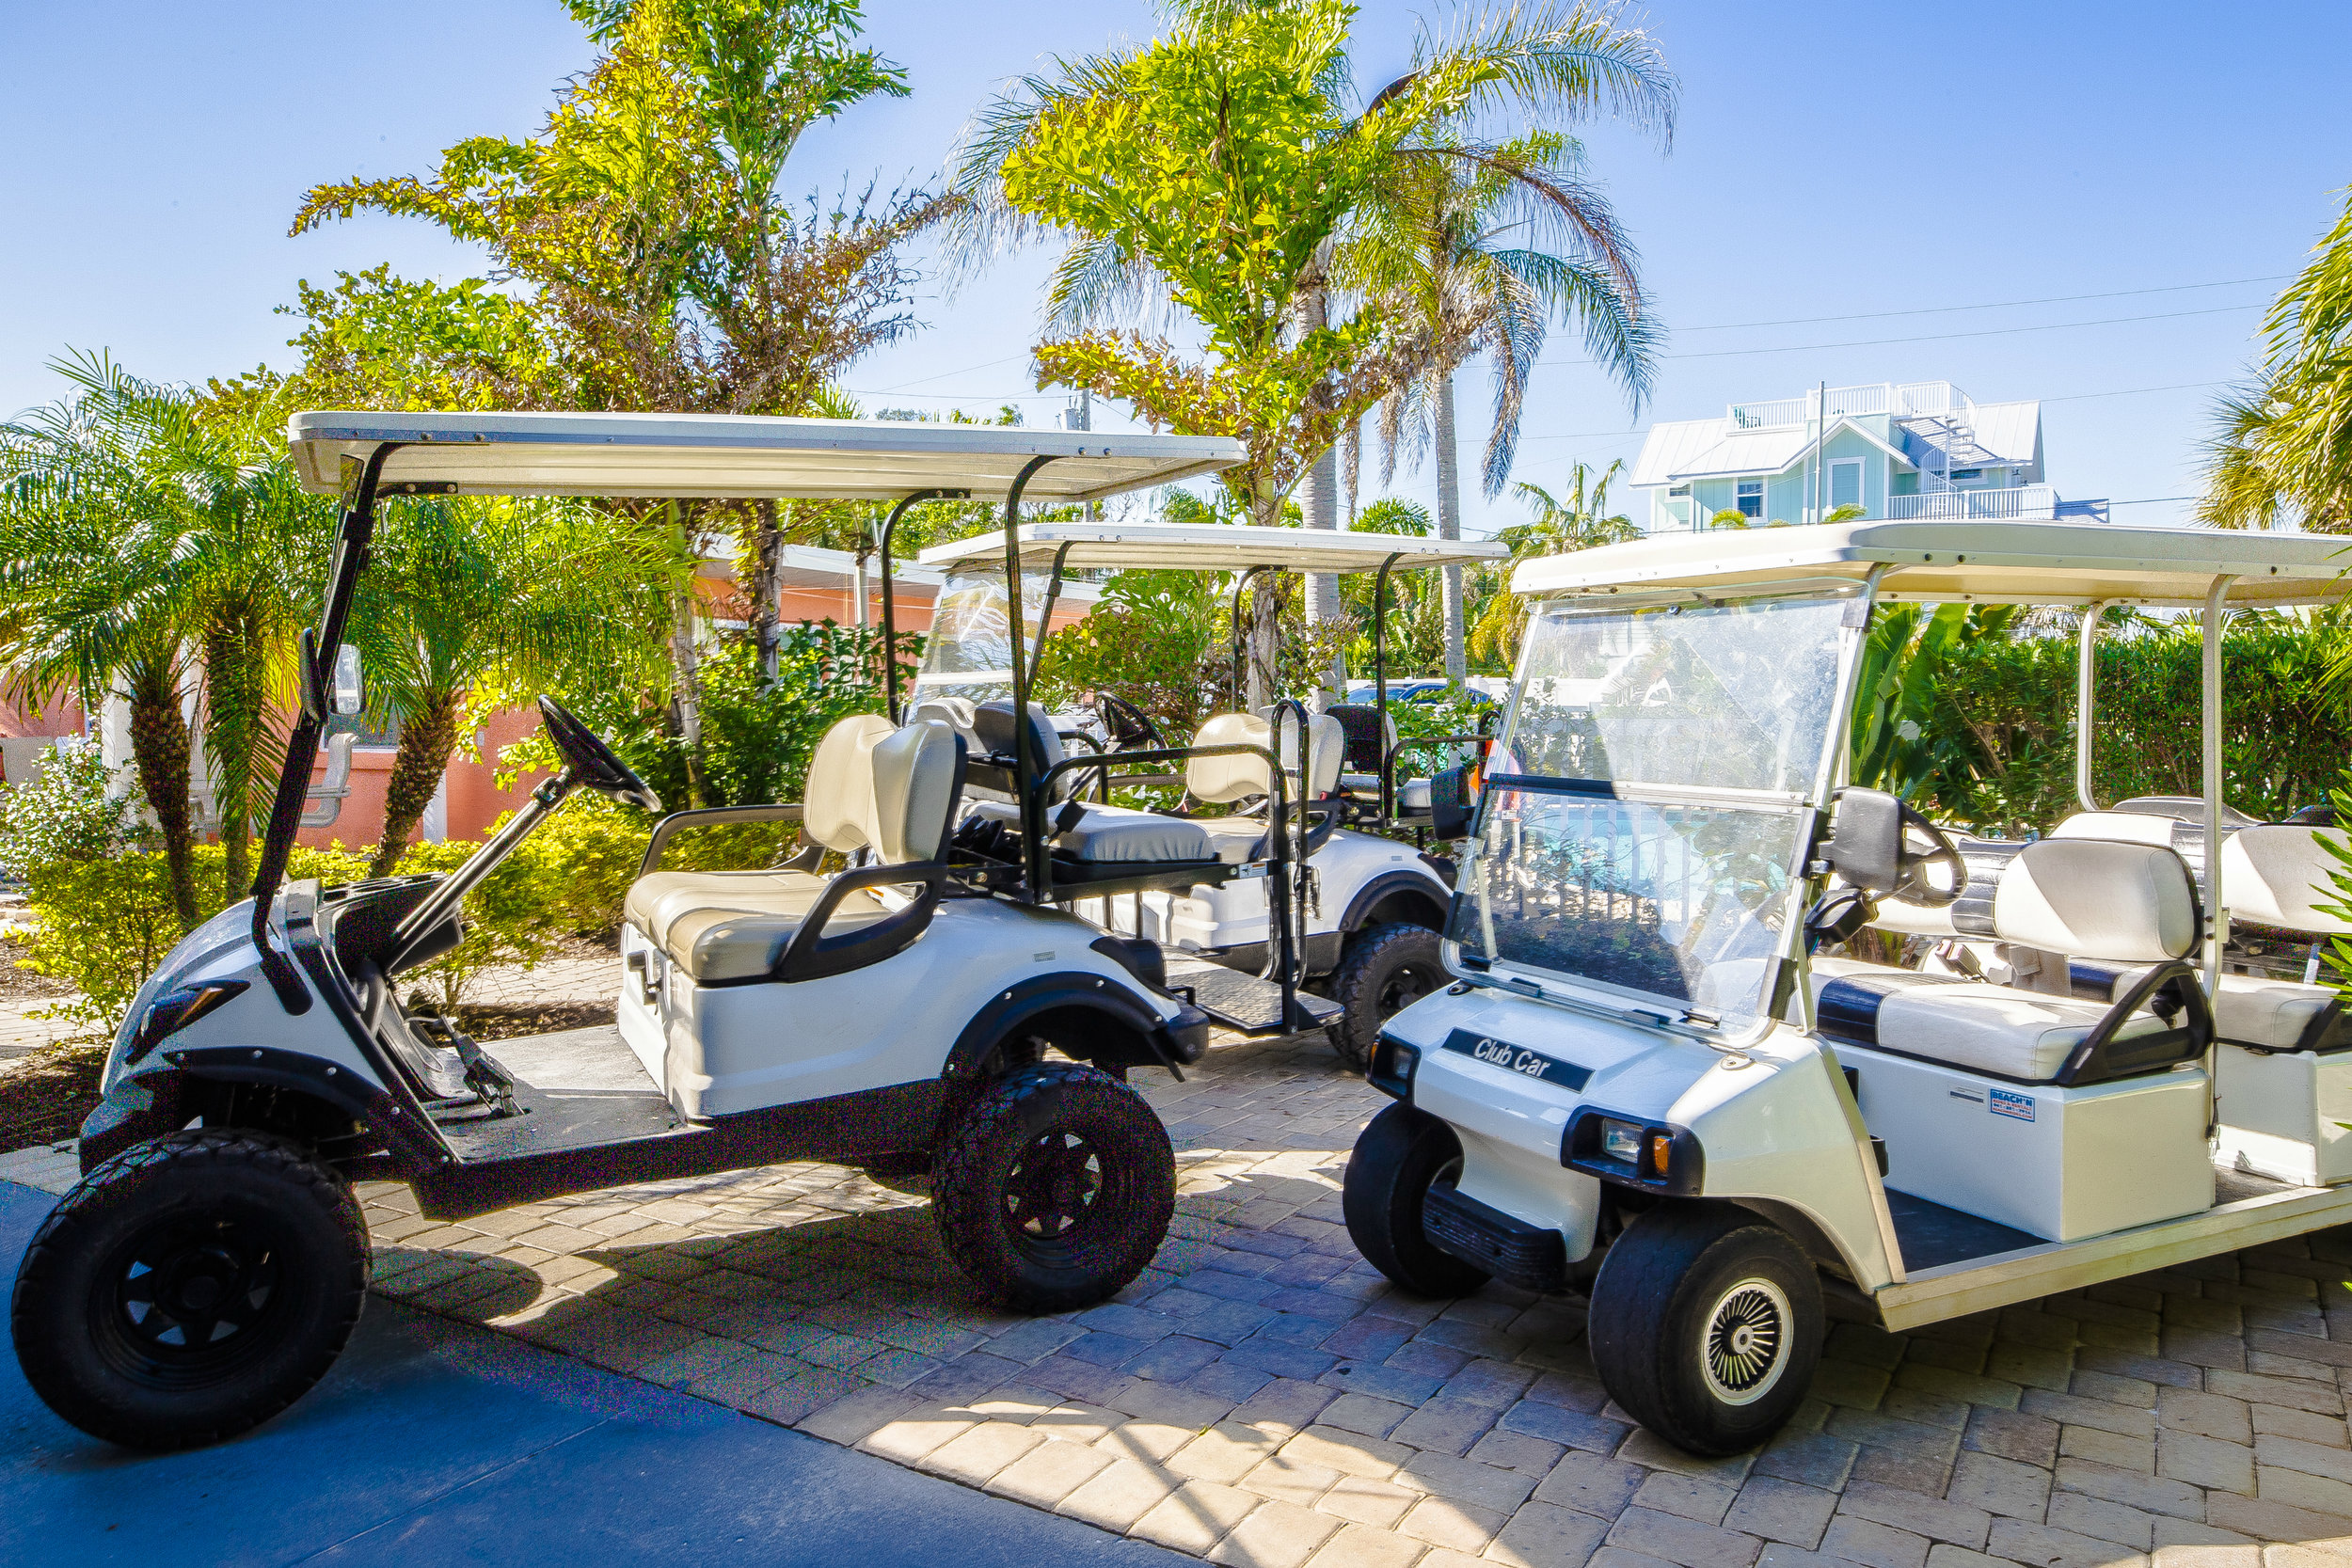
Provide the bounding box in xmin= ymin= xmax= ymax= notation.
xmin=965 ymin=800 xmax=1214 ymax=863
xmin=1814 ymin=964 xmax=2173 ymax=1083
xmin=1195 ymin=816 xmax=1269 ymax=864
xmin=1340 ymin=773 xmax=1433 ymax=812
xmin=624 ymin=869 xmax=887 ymax=982
xmin=2075 ymin=958 xmax=2344 ymax=1053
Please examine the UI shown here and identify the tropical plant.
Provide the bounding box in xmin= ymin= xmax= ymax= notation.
xmin=1468 ymin=461 xmax=1637 ymax=665
xmin=1848 ymin=603 xmax=2018 ymax=802
xmin=2201 ymin=185 xmax=2352 ymax=531
xmin=291 ymin=0 xmax=940 ymax=805
xmin=0 ymin=741 xmax=142 ymax=884
xmin=351 ymin=498 xmax=668 ymax=877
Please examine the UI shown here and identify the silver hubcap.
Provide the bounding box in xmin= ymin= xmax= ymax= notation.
xmin=1699 ymin=1276 xmax=1791 ymax=1406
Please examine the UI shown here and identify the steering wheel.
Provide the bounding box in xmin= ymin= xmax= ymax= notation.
xmin=1091 ymin=690 xmax=1168 ymax=753
xmin=1890 ymin=800 xmax=1965 ymax=908
xmin=537 ymin=696 xmax=661 ymax=813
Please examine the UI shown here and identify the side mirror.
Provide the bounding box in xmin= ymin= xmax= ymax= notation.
xmin=1430 ymin=762 xmax=1481 ymax=840
xmin=1824 ymin=787 xmax=1904 ymax=895
xmin=331 ymin=643 xmax=363 ymax=718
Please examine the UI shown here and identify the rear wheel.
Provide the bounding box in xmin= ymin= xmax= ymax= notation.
xmin=10 ymin=1130 xmax=370 ymax=1451
xmin=1587 ymin=1203 xmax=1822 ymax=1456
xmin=931 ymin=1063 xmax=1174 ymax=1312
xmin=1343 ymin=1103 xmax=1490 ymax=1297
xmin=1327 ymin=922 xmax=1443 ymax=1071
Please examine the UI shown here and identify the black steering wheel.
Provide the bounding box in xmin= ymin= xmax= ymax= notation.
xmin=1890 ymin=800 xmax=1965 ymax=908
xmin=537 ymin=696 xmax=661 ymax=812
xmin=1091 ymin=690 xmax=1168 ymax=753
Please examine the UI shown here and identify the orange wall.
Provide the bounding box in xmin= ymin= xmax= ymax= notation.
xmin=1 ymin=690 xmax=85 ymax=742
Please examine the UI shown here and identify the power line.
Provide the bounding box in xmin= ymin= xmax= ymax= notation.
xmin=1539 ymin=303 xmax=2262 ymax=368
xmin=1677 ymin=276 xmax=2286 ymax=334
xmin=1518 ymin=380 xmax=2232 ymax=444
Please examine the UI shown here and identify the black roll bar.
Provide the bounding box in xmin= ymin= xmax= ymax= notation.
xmin=1371 ymin=549 xmax=1401 ymax=825
xmin=1001 ymin=453 xmax=1061 ymax=900
xmin=250 ymin=442 xmax=402 ymax=1011
xmin=876 ymin=487 xmax=967 ymax=724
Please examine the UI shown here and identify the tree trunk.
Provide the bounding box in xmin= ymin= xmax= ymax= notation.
xmin=664 ymin=504 xmax=708 ymax=808
xmin=200 ymin=615 xmax=267 ymax=895
xmin=1296 ymin=286 xmax=1342 ymax=635
xmin=125 ymin=663 xmax=199 ymax=932
xmin=1245 ymin=480 xmax=1283 ymax=711
xmin=369 ymin=687 xmax=461 ymax=879
xmin=1434 ymin=370 xmax=1467 ymax=681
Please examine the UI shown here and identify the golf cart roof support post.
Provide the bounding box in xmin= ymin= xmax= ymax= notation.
xmin=1373 ymin=551 xmax=1402 ymax=825
xmin=2075 ymin=600 xmax=2108 ymax=815
xmin=876 ymin=488 xmax=963 ymax=724
xmin=1001 ymin=453 xmax=1059 ymax=901
xmin=249 ymin=440 xmax=400 ymax=1012
xmin=1032 ymin=540 xmax=1075 ymax=670
xmin=2201 ymin=575 xmax=2236 ymax=1003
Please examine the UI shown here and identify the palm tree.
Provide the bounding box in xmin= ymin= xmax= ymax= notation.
xmin=1349 ymin=125 xmax=1660 ymax=677
xmin=2201 ymin=186 xmax=2352 ymax=532
xmin=355 ymin=498 xmax=666 ymax=878
xmin=1469 ymin=460 xmax=1636 ymax=665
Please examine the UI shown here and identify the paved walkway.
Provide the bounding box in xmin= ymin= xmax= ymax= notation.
xmin=9 ymin=946 xmax=2352 ymax=1567
xmin=0 ymin=1177 xmax=1190 ymax=1568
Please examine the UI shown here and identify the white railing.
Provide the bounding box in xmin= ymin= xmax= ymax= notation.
xmin=1727 ymin=381 xmax=1970 ymax=430
xmin=1884 ymin=485 xmax=2058 ymax=521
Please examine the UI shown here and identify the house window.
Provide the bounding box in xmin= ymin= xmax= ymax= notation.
xmin=1949 ymin=467 xmax=1982 ymax=482
xmin=1829 ymin=459 xmax=1864 ymax=513
xmin=1736 ymin=479 xmax=1764 ymax=519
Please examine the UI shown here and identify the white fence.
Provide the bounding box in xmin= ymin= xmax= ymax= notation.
xmin=1884 ymin=485 xmax=2058 ymax=521
xmin=1727 ymin=381 xmax=1969 ymax=430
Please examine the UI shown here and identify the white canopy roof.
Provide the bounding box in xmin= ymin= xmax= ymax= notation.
xmin=1515 ymin=520 xmax=2352 ymax=610
xmin=287 ymin=410 xmax=1246 ymax=503
xmin=919 ymin=520 xmax=1508 ymax=574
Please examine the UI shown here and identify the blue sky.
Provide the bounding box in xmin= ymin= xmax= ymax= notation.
xmin=6 ymin=1 xmax=2349 ymax=534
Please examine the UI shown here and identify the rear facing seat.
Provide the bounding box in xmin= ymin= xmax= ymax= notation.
xmin=1817 ymin=837 xmax=2207 ymax=1085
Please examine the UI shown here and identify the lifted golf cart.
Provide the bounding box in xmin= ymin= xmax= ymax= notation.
xmin=1344 ymin=518 xmax=2352 ymax=1455
xmin=900 ymin=520 xmax=1506 ymax=1067
xmin=8 ymin=410 xmax=1248 ymax=1451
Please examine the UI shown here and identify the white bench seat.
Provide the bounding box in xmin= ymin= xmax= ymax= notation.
xmin=1812 ymin=960 xmax=2176 ymax=1083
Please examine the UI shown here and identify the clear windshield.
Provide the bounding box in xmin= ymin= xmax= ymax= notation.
xmin=1449 ymin=594 xmax=1856 ymax=1033
xmin=913 ymin=563 xmax=1051 ymax=708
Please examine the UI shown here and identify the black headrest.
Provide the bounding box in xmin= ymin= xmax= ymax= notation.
xmin=974 ymin=700 xmax=1064 ymax=772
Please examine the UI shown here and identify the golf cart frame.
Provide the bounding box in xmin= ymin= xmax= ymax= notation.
xmin=1345 ymin=517 xmax=2352 ymax=1454
xmin=900 ymin=519 xmax=1506 ymax=1055
xmin=17 ymin=410 xmax=1256 ymax=1452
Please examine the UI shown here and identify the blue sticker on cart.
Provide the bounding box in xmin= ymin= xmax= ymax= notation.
xmin=1990 ymin=1088 xmax=2035 ymax=1121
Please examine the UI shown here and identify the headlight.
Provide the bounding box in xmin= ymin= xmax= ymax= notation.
xmin=1599 ymin=1118 xmax=1644 ymax=1164
xmin=124 ymin=980 xmax=250 ymax=1064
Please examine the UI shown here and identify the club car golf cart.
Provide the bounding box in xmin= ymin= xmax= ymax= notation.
xmin=1343 ymin=517 xmax=2352 ymax=1455
xmin=8 ymin=409 xmax=1260 ymax=1452
xmin=898 ymin=520 xmax=1507 ymax=1066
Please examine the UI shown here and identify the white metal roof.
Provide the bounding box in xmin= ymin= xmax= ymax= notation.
xmin=287 ymin=410 xmax=1246 ymax=503
xmin=919 ymin=520 xmax=1509 ymax=574
xmin=1513 ymin=520 xmax=2352 ymax=609
xmin=696 ymin=541 xmax=1101 ymax=602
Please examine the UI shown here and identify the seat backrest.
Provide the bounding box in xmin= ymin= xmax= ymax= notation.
xmin=909 ymin=696 xmax=978 ymax=749
xmin=1184 ymin=710 xmax=1343 ymax=802
xmin=2113 ymin=795 xmax=2262 ymax=830
xmin=972 ymin=699 xmax=1072 ymax=801
xmin=1992 ymin=837 xmax=2199 ymax=962
xmin=1323 ymin=704 xmax=1396 ymax=774
xmin=805 ymin=714 xmax=896 ymax=851
xmin=1264 ymin=707 xmax=1344 ymax=799
xmin=870 ymin=720 xmax=964 ymax=863
xmin=2219 ymin=825 xmax=2352 ymax=935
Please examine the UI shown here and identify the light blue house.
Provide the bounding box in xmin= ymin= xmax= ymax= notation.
xmin=1626 ymin=382 xmax=2107 ymax=533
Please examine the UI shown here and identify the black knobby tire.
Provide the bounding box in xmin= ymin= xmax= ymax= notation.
xmin=10 ymin=1129 xmax=371 ymax=1451
xmin=931 ymin=1062 xmax=1174 ymax=1313
xmin=1327 ymin=922 xmax=1443 ymax=1071
xmin=1343 ymin=1102 xmax=1491 ymax=1298
xmin=1586 ymin=1203 xmax=1823 ymax=1456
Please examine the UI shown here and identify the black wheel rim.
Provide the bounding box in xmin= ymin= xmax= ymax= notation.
xmin=1377 ymin=961 xmax=1435 ymax=1018
xmin=1001 ymin=1128 xmax=1115 ymax=1268
xmin=95 ymin=1204 xmax=294 ymax=1389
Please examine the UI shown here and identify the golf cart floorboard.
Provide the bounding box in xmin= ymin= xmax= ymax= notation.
xmin=431 ymin=1026 xmax=687 ymax=1164
xmin=1883 ymin=1188 xmax=2042 ymax=1272
xmin=1165 ymin=955 xmax=1342 ymax=1037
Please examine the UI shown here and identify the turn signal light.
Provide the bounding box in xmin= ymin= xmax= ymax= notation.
xmin=1648 ymin=1132 xmax=1674 ymax=1174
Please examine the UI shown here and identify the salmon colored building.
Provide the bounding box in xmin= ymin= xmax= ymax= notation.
xmin=1 ymin=545 xmax=1094 ymax=851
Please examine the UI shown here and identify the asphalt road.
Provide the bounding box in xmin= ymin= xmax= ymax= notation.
xmin=0 ymin=1178 xmax=1187 ymax=1567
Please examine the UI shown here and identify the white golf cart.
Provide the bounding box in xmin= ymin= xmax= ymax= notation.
xmin=898 ymin=520 xmax=1507 ymax=1065
xmin=1343 ymin=518 xmax=2352 ymax=1455
xmin=9 ymin=410 xmax=1253 ymax=1451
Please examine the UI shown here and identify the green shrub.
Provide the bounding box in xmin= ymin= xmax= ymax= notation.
xmin=0 ymin=740 xmax=142 ymax=881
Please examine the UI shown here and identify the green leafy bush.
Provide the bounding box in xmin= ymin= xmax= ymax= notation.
xmin=0 ymin=740 xmax=142 ymax=882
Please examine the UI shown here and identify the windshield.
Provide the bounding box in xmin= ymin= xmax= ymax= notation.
xmin=913 ymin=563 xmax=1052 ymax=707
xmin=1449 ymin=594 xmax=1857 ymax=1034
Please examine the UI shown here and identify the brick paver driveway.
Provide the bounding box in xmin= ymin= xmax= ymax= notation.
xmin=12 ymin=1026 xmax=2352 ymax=1567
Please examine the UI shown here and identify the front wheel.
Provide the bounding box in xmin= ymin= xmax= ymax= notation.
xmin=1326 ymin=922 xmax=1443 ymax=1071
xmin=10 ymin=1130 xmax=371 ymax=1451
xmin=1587 ymin=1203 xmax=1823 ymax=1456
xmin=931 ymin=1063 xmax=1174 ymax=1312
xmin=1343 ymin=1103 xmax=1491 ymax=1298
